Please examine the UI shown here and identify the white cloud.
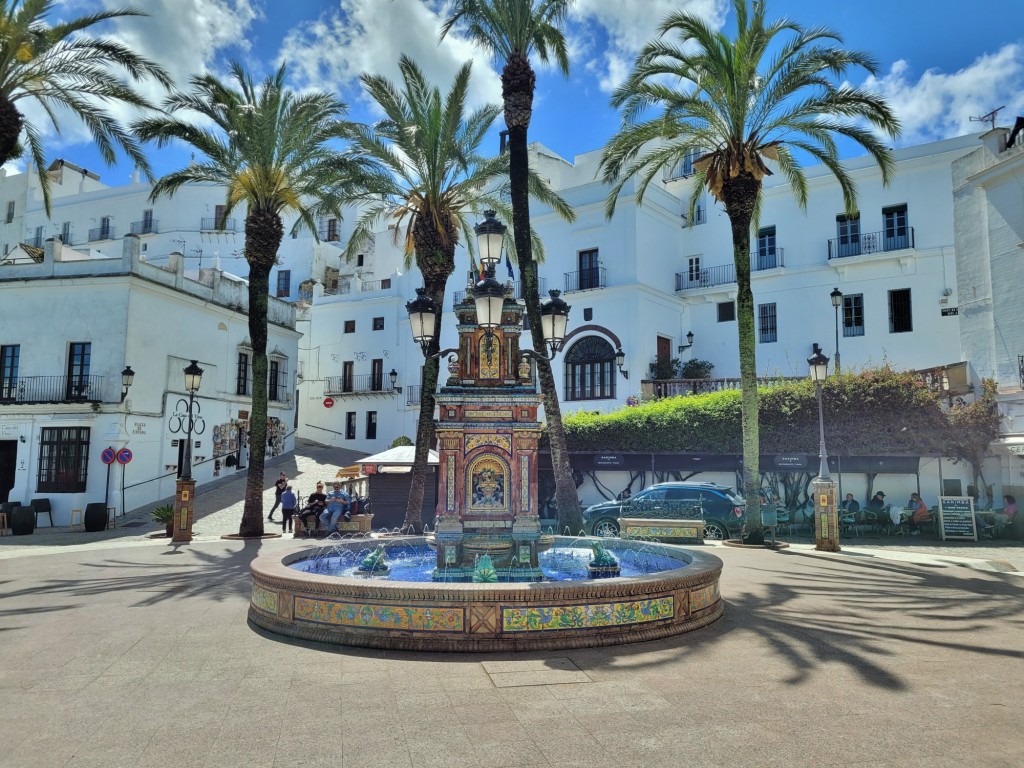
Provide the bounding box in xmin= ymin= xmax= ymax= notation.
xmin=277 ymin=0 xmax=501 ymax=118
xmin=863 ymin=45 xmax=1024 ymax=145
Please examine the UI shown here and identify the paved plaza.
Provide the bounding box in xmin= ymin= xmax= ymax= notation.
xmin=1 ymin=441 xmax=1022 ymax=767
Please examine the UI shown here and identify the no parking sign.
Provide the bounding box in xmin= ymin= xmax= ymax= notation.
xmin=116 ymin=447 xmax=133 ymax=465
xmin=100 ymin=447 xmax=116 ymax=465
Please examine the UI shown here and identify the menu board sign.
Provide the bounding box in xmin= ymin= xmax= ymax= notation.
xmin=938 ymin=496 xmax=976 ymax=541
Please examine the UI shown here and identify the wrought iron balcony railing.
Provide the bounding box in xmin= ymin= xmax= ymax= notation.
xmin=827 ymin=228 xmax=915 ymax=260
xmin=0 ymin=375 xmax=104 ymax=403
xmin=324 ymin=373 xmax=396 ymax=396
xmin=405 ymin=384 xmax=422 ymax=406
xmin=200 ymin=217 xmax=237 ymax=232
xmin=564 ymin=268 xmax=606 ymax=292
xmin=88 ymin=226 xmax=115 ymax=242
xmin=675 ymin=263 xmax=736 ymax=291
xmin=130 ymin=219 xmax=158 ymax=235
xmin=752 ymin=247 xmax=785 ymax=271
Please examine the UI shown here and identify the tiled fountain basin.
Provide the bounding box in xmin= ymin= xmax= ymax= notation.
xmin=248 ymin=536 xmax=724 ymax=652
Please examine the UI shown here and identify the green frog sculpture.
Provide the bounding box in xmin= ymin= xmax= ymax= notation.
xmin=356 ymin=545 xmax=390 ymax=576
xmin=587 ymin=542 xmax=621 ymax=579
xmin=472 ymin=555 xmax=499 ymax=583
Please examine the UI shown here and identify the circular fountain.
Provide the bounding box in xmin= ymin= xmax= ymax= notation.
xmin=249 ymin=535 xmax=723 ymax=652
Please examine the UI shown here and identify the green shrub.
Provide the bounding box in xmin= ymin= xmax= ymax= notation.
xmin=390 ymin=435 xmax=414 ymax=448
xmin=151 ymin=504 xmax=175 ymax=524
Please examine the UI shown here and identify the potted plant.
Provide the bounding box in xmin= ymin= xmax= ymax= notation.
xmin=151 ymin=504 xmax=175 ymax=537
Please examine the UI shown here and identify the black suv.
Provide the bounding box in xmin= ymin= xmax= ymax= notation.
xmin=583 ymin=482 xmax=746 ymax=540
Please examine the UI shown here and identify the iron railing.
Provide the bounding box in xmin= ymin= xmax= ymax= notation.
xmin=827 ymin=227 xmax=915 ymax=259
xmin=88 ymin=226 xmax=114 ymax=242
xmin=752 ymin=247 xmax=785 ymax=271
xmin=324 ymin=373 xmax=396 ymax=396
xmin=0 ymin=375 xmax=104 ymax=403
xmin=564 ymin=267 xmax=606 ymax=292
xmin=359 ymin=279 xmax=393 ymax=293
xmin=200 ymin=217 xmax=237 ymax=232
xmin=406 ymin=384 xmax=422 ymax=406
xmin=318 ymin=221 xmax=341 ymax=241
xmin=675 ymin=263 xmax=735 ymax=291
xmin=130 ymin=219 xmax=158 ymax=235
xmin=681 ymin=206 xmax=707 ymax=226
xmin=26 ymin=235 xmax=43 ymax=248
xmin=453 ymin=277 xmax=545 ymax=305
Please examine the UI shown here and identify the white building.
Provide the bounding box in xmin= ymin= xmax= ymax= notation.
xmin=0 ymin=234 xmax=299 ymax=525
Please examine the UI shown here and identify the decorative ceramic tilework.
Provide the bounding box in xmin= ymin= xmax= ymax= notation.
xmin=465 ymin=434 xmax=511 ymax=454
xmin=689 ymin=583 xmax=720 ymax=612
xmin=446 ymin=456 xmax=455 ymax=511
xmin=294 ymin=597 xmax=465 ymax=632
xmin=502 ymin=596 xmax=674 ymax=632
xmin=252 ymin=584 xmax=278 ymax=614
xmin=466 ymin=409 xmax=512 ymax=419
xmin=520 ymin=455 xmax=529 ymax=511
xmin=626 ymin=525 xmax=700 ymax=538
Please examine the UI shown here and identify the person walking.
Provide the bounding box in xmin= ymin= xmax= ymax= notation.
xmin=268 ymin=472 xmax=287 ymax=521
xmin=281 ymin=485 xmax=297 ymax=533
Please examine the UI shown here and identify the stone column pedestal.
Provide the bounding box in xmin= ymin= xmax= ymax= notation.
xmin=812 ymin=477 xmax=840 ymax=552
xmin=172 ymin=478 xmax=196 ymax=543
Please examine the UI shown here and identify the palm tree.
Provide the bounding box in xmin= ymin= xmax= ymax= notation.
xmin=440 ymin=0 xmax=585 ymax=534
xmin=599 ymin=0 xmax=899 ymax=542
xmin=342 ymin=54 xmax=573 ymax=533
xmin=133 ymin=62 xmax=361 ymax=538
xmin=0 ymin=1 xmax=171 ymax=213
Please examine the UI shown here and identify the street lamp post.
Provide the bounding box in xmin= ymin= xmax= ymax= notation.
xmin=830 ymin=288 xmax=843 ymax=374
xmin=808 ymin=343 xmax=839 ymax=551
xmin=173 ymin=359 xmax=204 ymax=543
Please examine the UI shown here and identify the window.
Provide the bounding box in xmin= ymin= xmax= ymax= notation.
xmin=372 ymin=317 xmax=384 ymax=331
xmin=214 ymin=204 xmax=226 ymax=228
xmin=1 ymin=344 xmax=19 ymax=400
xmin=356 ymin=254 xmax=364 ymax=267
xmin=366 ymin=411 xmax=377 ymax=440
xmin=836 ymin=214 xmax=861 ymax=257
xmin=236 ymin=352 xmax=250 ymax=395
xmin=563 ymin=336 xmax=616 ymax=401
xmin=883 ymin=204 xmax=910 ymax=250
xmin=756 ymin=226 xmax=777 ymax=270
xmin=578 ymin=248 xmax=600 ymax=290
xmin=342 ymin=361 xmax=354 ymax=392
xmin=758 ymin=303 xmax=777 ymax=343
xmin=33 ymin=225 xmax=43 ymax=247
xmin=843 ymin=294 xmax=865 ymax=337
xmin=888 ymin=288 xmax=913 ymax=333
xmin=37 ymin=426 xmax=90 ymax=492
xmin=717 ymin=301 xmax=735 ymax=322
xmin=326 ymin=217 xmax=339 ymax=241
xmin=66 ymin=342 xmax=90 ymax=399
xmin=276 ymin=269 xmax=291 ymax=297
xmin=371 ymin=359 xmax=383 ymax=391
xmin=268 ymin=359 xmax=282 ymax=401
xmin=5 ymin=201 xmax=13 ymax=223
xmin=99 ymin=216 xmax=111 ymax=239
xmin=381 ymin=278 xmax=391 ymax=289
xmin=583 ymin=308 xmax=593 ymax=322
xmin=61 ymin=221 xmax=72 ymax=244
xmin=141 ymin=208 xmax=154 ymax=234
xmin=345 ymin=412 xmax=356 ymax=440
xmin=667 ymin=147 xmax=702 ymax=179
xmin=344 ymin=320 xmax=355 ymax=333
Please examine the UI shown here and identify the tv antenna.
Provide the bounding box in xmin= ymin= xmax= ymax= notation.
xmin=191 ymin=247 xmax=204 ymax=268
xmin=970 ymin=106 xmax=1005 ymax=131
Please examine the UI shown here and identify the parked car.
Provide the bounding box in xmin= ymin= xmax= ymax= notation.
xmin=583 ymin=482 xmax=746 ymax=540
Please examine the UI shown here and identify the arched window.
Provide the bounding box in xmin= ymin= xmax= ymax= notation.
xmin=563 ymin=336 xmax=616 ymax=401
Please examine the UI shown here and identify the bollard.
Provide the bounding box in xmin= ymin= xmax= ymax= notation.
xmin=812 ymin=477 xmax=840 ymax=552
xmin=172 ymin=478 xmax=196 ymax=543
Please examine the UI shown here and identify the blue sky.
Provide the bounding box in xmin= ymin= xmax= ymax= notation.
xmin=18 ymin=0 xmax=1024 ymax=185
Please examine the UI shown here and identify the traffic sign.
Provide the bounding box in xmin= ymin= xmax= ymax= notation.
xmin=323 ymin=397 xmax=335 ymax=408
xmin=116 ymin=447 xmax=133 ymax=465
xmin=100 ymin=447 xmax=116 ymax=465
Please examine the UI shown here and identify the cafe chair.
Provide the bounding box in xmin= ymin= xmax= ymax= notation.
xmin=30 ymin=498 xmax=53 ymax=528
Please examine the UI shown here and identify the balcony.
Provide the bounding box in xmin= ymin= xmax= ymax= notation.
xmin=318 ymin=221 xmax=341 ymax=241
xmin=681 ymin=206 xmax=707 ymax=226
xmin=200 ymin=217 xmax=237 ymax=232
xmin=564 ymin=268 xmax=606 ymax=293
xmin=827 ymin=228 xmax=915 ymax=260
xmin=675 ymin=263 xmax=735 ymax=291
xmin=641 ymin=375 xmax=803 ymax=400
xmin=324 ymin=373 xmax=397 ymax=396
xmin=405 ymin=384 xmax=422 ymax=406
xmin=130 ymin=219 xmax=158 ymax=235
xmin=26 ymin=235 xmax=43 ymax=248
xmin=88 ymin=226 xmax=115 ymax=242
xmin=752 ymin=247 xmax=785 ymax=271
xmin=0 ymin=375 xmax=105 ymax=404
xmin=453 ymin=277 xmax=546 ymax=305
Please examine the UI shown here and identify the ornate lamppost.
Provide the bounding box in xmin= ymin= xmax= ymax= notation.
xmin=830 ymin=287 xmax=843 ymax=374
xmin=173 ymin=359 xmax=203 ymax=543
xmin=808 ymin=343 xmax=839 ymax=551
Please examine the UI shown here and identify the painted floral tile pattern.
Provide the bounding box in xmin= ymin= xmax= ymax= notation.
xmin=502 ymin=596 xmax=674 ymax=633
xmin=294 ymin=597 xmax=465 ymax=632
xmin=689 ymin=583 xmax=720 ymax=612
xmin=252 ymin=585 xmax=278 ymax=614
xmin=626 ymin=525 xmax=700 ymax=538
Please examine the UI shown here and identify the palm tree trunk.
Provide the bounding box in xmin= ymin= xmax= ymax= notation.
xmin=723 ymin=172 xmax=763 ymax=544
xmin=503 ymin=54 xmax=583 ymax=534
xmin=0 ymin=96 xmax=23 ymax=165
xmin=239 ymin=209 xmax=283 ymax=538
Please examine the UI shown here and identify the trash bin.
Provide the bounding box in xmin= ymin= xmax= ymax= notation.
xmin=10 ymin=505 xmax=35 ymax=535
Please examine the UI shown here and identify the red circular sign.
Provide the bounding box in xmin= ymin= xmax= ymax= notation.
xmin=100 ymin=447 xmax=116 ymax=465
xmin=116 ymin=448 xmax=133 ymax=465
xmin=323 ymin=397 xmax=335 ymax=408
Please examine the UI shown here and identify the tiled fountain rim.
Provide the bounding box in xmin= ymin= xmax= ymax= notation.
xmin=249 ymin=536 xmax=725 ymax=652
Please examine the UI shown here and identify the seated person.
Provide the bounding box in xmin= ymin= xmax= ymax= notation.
xmin=995 ymin=494 xmax=1017 ymax=532
xmin=840 ymin=493 xmax=861 ymax=522
xmin=906 ymin=492 xmax=930 ymax=534
xmin=864 ymin=491 xmax=887 ymax=527
xmin=319 ymin=482 xmax=351 ymax=532
xmin=298 ymin=483 xmax=327 ymax=532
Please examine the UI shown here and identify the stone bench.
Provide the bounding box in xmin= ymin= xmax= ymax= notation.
xmin=294 ymin=513 xmax=373 ymax=538
xmin=620 ymin=517 xmax=704 ymax=544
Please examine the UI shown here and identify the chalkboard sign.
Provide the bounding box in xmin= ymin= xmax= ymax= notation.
xmin=938 ymin=496 xmax=976 ymax=541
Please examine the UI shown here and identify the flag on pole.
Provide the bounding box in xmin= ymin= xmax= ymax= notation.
xmin=506 ymin=253 xmax=515 ymax=279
